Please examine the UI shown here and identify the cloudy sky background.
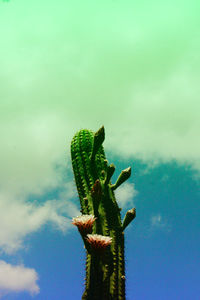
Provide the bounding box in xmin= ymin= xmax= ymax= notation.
xmin=0 ymin=0 xmax=199 ymax=299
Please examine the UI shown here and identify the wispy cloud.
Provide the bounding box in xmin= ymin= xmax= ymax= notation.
xmin=150 ymin=214 xmax=171 ymax=233
xmin=0 ymin=260 xmax=39 ymax=297
xmin=115 ymin=182 xmax=138 ymax=209
xmin=151 ymin=214 xmax=163 ymax=227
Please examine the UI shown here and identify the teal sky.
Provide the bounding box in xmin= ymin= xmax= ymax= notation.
xmin=0 ymin=0 xmax=199 ymax=299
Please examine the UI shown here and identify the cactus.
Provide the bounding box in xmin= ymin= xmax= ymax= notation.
xmin=71 ymin=126 xmax=136 ymax=300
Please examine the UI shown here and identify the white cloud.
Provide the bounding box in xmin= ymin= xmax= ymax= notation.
xmin=0 ymin=114 xmax=73 ymax=198
xmin=0 ymin=112 xmax=80 ymax=253
xmin=0 ymin=260 xmax=39 ymax=297
xmin=0 ymin=181 xmax=79 ymax=254
xmin=114 ymin=182 xmax=138 ymax=209
xmin=107 ymin=55 xmax=200 ymax=173
xmin=0 ymin=0 xmax=199 ymax=176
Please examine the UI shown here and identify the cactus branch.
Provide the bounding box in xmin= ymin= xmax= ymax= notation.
xmin=104 ymin=163 xmax=116 ymax=185
xmin=122 ymin=208 xmax=136 ymax=231
xmin=111 ymin=167 xmax=131 ymax=191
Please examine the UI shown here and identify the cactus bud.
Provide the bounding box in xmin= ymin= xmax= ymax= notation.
xmin=91 ymin=179 xmax=102 ymax=200
xmin=122 ymin=208 xmax=136 ymax=231
xmin=104 ymin=163 xmax=116 ymax=185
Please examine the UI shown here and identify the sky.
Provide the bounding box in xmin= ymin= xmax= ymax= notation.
xmin=0 ymin=0 xmax=199 ymax=299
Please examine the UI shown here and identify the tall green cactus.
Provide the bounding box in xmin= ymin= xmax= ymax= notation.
xmin=71 ymin=126 xmax=136 ymax=300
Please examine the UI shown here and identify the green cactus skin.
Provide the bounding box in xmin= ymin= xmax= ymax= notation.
xmin=71 ymin=126 xmax=136 ymax=300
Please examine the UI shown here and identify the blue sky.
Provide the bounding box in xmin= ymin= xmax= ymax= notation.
xmin=0 ymin=0 xmax=200 ymax=299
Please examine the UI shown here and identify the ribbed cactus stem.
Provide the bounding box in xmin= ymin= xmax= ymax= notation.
xmin=90 ymin=126 xmax=105 ymax=162
xmin=70 ymin=126 xmax=136 ymax=300
xmin=118 ymin=232 xmax=125 ymax=300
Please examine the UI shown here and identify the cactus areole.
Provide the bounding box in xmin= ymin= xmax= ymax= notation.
xmin=71 ymin=126 xmax=136 ymax=300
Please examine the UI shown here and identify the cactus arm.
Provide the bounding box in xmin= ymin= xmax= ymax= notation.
xmin=111 ymin=167 xmax=131 ymax=191
xmin=104 ymin=163 xmax=116 ymax=185
xmin=122 ymin=208 xmax=136 ymax=231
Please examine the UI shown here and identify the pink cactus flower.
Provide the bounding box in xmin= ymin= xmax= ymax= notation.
xmin=72 ymin=215 xmax=96 ymax=233
xmin=86 ymin=234 xmax=112 ymax=251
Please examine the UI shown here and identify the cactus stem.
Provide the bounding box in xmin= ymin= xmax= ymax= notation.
xmin=71 ymin=127 xmax=136 ymax=300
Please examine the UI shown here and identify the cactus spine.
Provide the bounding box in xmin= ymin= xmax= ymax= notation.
xmin=71 ymin=126 xmax=136 ymax=300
